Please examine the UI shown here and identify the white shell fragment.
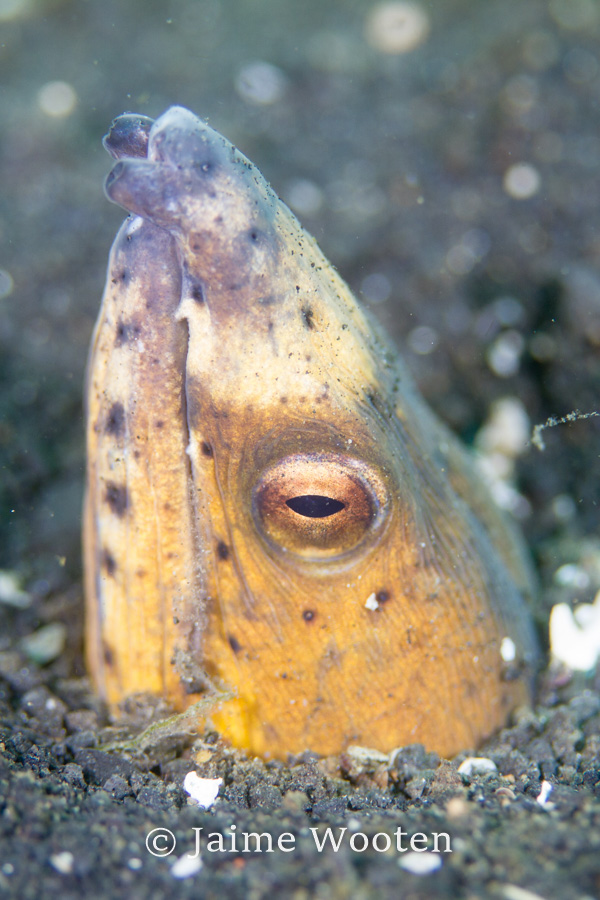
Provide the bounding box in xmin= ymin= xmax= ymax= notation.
xmin=503 ymin=163 xmax=541 ymax=199
xmin=365 ymin=3 xmax=430 ymax=55
xmin=346 ymin=745 xmax=389 ymax=766
xmin=398 ymin=850 xmax=443 ymax=874
xmin=474 ymin=397 xmax=530 ymax=515
xmin=37 ymin=80 xmax=78 ymax=118
xmin=549 ymin=591 xmax=600 ymax=671
xmin=171 ymin=853 xmax=203 ymax=879
xmin=500 ymin=636 xmax=517 ymax=662
xmin=49 ymin=851 xmax=75 ymax=874
xmin=554 ymin=563 xmax=590 ymax=589
xmin=536 ymin=780 xmax=554 ymax=808
xmin=183 ymin=772 xmax=223 ymax=808
xmin=457 ymin=757 xmax=498 ymax=777
xmin=20 ymin=623 xmax=67 ymax=664
xmin=235 ymin=61 xmax=288 ymax=105
xmin=365 ymin=592 xmax=379 ymax=611
xmin=0 ymin=570 xmax=30 ymax=608
xmin=501 ymin=884 xmax=550 ymax=900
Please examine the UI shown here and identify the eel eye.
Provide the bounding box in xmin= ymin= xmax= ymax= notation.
xmin=252 ymin=453 xmax=388 ymax=560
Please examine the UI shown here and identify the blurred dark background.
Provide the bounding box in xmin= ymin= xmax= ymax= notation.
xmin=1 ymin=0 xmax=599 ymax=605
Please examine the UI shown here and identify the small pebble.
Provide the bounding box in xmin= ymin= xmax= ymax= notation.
xmin=501 ymin=884 xmax=550 ymax=900
xmin=486 ymin=331 xmax=525 ymax=378
xmin=458 ymin=757 xmax=498 ymax=777
xmin=536 ymin=780 xmax=554 ymax=808
xmin=361 ymin=272 xmax=392 ymax=304
xmin=365 ymin=2 xmax=430 ymax=54
xmin=183 ymin=772 xmax=223 ymax=808
xmin=365 ymin=592 xmax=379 ymax=611
xmin=346 ymin=745 xmax=389 ymax=766
xmin=407 ymin=325 xmax=439 ymax=355
xmin=285 ymin=179 xmax=324 ymax=217
xmin=38 ymin=81 xmax=77 ymax=118
xmin=476 ymin=397 xmax=529 ymax=459
xmin=171 ymin=853 xmax=202 ymax=879
xmin=554 ymin=563 xmax=590 ymax=589
xmin=20 ymin=623 xmax=66 ymax=664
xmin=445 ymin=796 xmax=469 ymax=819
xmin=0 ymin=570 xmax=30 ymax=608
xmin=398 ymin=850 xmax=442 ymax=874
xmin=49 ymin=851 xmax=74 ymax=875
xmin=550 ymin=592 xmax=600 ymax=671
xmin=501 ymin=637 xmax=517 ymax=663
xmin=103 ymin=774 xmax=131 ymax=800
xmin=503 ymin=163 xmax=541 ymax=199
xmin=235 ymin=61 xmax=287 ymax=105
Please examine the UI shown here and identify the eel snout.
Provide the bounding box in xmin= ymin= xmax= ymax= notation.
xmin=103 ymin=106 xmax=274 ymax=262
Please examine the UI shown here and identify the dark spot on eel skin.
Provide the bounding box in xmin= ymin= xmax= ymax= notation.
xmin=190 ymin=283 xmax=205 ymax=303
xmin=115 ymin=319 xmax=141 ymax=347
xmin=115 ymin=321 xmax=128 ymax=345
xmin=105 ymin=401 xmax=125 ymax=437
xmin=217 ymin=540 xmax=230 ymax=561
xmin=103 ymin=642 xmax=114 ymax=667
xmin=303 ymin=609 xmax=316 ymax=622
xmin=376 ymin=590 xmax=391 ymax=604
xmin=201 ymin=441 xmax=213 ymax=457
xmin=228 ymin=635 xmax=242 ymax=654
xmin=365 ymin=388 xmax=391 ymax=420
xmin=101 ymin=548 xmax=117 ymax=577
xmin=155 ymin=420 xmax=164 ymax=429
xmin=104 ymin=481 xmax=129 ymax=517
xmin=111 ymin=268 xmax=129 ymax=285
xmin=301 ymin=305 xmax=315 ymax=330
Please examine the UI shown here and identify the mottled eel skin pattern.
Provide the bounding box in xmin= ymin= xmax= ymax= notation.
xmin=84 ymin=106 xmax=538 ymax=759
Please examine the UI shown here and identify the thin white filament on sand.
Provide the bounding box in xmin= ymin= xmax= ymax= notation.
xmin=531 ymin=409 xmax=599 ymax=450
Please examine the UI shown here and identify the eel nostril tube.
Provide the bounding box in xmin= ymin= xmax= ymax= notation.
xmin=103 ymin=113 xmax=154 ymax=160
